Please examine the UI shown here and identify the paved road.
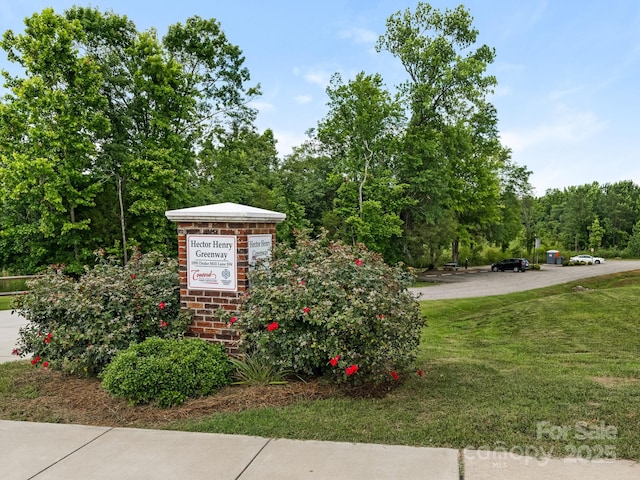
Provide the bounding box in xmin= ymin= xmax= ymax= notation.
xmin=411 ymin=259 xmax=640 ymax=300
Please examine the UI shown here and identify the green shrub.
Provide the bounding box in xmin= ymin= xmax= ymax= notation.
xmin=226 ymin=232 xmax=425 ymax=385
xmin=483 ymin=246 xmax=506 ymax=265
xmin=101 ymin=337 xmax=232 ymax=407
xmin=12 ymin=251 xmax=190 ymax=376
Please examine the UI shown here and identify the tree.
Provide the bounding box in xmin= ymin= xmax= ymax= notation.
xmin=559 ymin=183 xmax=600 ymax=251
xmin=277 ymin=141 xmax=335 ymax=234
xmin=588 ymin=216 xmax=605 ymax=251
xmin=627 ymin=220 xmax=640 ymax=257
xmin=314 ymin=73 xmax=411 ymax=260
xmin=598 ymin=181 xmax=639 ymax=248
xmin=0 ymin=9 xmax=109 ymax=271
xmin=0 ymin=7 xmax=260 ymax=271
xmin=69 ymin=8 xmax=260 ymax=260
xmin=193 ymin=124 xmax=280 ymax=209
xmin=376 ymin=2 xmax=510 ymax=264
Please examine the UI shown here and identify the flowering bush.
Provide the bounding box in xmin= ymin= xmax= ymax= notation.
xmin=226 ymin=232 xmax=425 ymax=385
xmin=12 ymin=251 xmax=190 ymax=376
xmin=101 ymin=337 xmax=232 ymax=407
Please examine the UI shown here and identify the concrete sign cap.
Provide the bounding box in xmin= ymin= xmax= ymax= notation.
xmin=165 ymin=202 xmax=286 ymax=223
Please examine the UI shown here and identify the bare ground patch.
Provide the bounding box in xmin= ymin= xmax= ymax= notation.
xmin=591 ymin=376 xmax=640 ymax=388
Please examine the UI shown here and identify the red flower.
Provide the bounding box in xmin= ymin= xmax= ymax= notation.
xmin=130 ymin=273 xmax=136 ymax=280
xmin=42 ymin=361 xmax=49 ymax=370
xmin=267 ymin=322 xmax=279 ymax=332
xmin=31 ymin=356 xmax=41 ymax=366
xmin=159 ymin=320 xmax=168 ymax=328
xmin=11 ymin=348 xmax=19 ymax=356
xmin=378 ymin=314 xmax=384 ymax=320
xmin=303 ymin=307 xmax=310 ymax=314
xmin=44 ymin=333 xmax=53 ymax=344
xmin=329 ymin=355 xmax=341 ymax=367
xmin=390 ymin=371 xmax=399 ymax=380
xmin=158 ymin=301 xmax=166 ymax=310
xmin=299 ymin=280 xmax=306 ymax=286
xmin=417 ymin=370 xmax=424 ymax=377
xmin=229 ymin=317 xmax=237 ymax=325
xmin=355 ymin=258 xmax=364 ymax=267
xmin=345 ymin=364 xmax=359 ymax=376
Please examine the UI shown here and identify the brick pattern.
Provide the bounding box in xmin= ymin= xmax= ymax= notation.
xmin=176 ymin=222 xmax=276 ymax=354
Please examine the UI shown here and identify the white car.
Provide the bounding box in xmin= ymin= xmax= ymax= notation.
xmin=569 ymin=254 xmax=605 ymax=264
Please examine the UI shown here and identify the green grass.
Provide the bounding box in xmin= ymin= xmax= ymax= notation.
xmin=169 ymin=271 xmax=640 ymax=460
xmin=0 ymin=296 xmax=13 ymax=310
xmin=0 ymin=278 xmax=26 ymax=294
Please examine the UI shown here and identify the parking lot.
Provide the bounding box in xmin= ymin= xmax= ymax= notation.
xmin=411 ymin=260 xmax=640 ymax=300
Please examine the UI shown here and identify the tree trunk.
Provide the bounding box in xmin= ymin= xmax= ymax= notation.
xmin=452 ymin=239 xmax=459 ymax=265
xmin=117 ymin=175 xmax=128 ymax=263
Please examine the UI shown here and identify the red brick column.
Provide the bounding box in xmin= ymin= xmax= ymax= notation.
xmin=166 ymin=203 xmax=286 ymax=354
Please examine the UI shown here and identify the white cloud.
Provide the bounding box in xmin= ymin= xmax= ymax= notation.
xmin=294 ymin=95 xmax=312 ymax=105
xmin=271 ymin=129 xmax=308 ymax=157
xmin=251 ymin=101 xmax=275 ymax=113
xmin=303 ymin=69 xmax=331 ymax=88
xmin=338 ymin=26 xmax=377 ymax=44
xmin=500 ymin=105 xmax=606 ymax=153
xmin=491 ymin=85 xmax=512 ymax=98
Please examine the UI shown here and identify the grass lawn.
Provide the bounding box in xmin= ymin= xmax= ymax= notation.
xmin=2 ymin=271 xmax=640 ymax=460
xmin=0 ymin=296 xmax=13 ymax=310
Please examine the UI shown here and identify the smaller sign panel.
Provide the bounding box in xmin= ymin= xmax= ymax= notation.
xmin=248 ymin=234 xmax=273 ymax=269
xmin=187 ymin=235 xmax=236 ymax=291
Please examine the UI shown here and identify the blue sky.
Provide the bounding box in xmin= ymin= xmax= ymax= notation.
xmin=1 ymin=1 xmax=639 ymax=195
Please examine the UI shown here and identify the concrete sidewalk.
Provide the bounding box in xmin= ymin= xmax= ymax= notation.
xmin=2 ymin=420 xmax=640 ymax=480
xmin=0 ymin=420 xmax=458 ymax=480
xmin=0 ymin=309 xmax=27 ymax=364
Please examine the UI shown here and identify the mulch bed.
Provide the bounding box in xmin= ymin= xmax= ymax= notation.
xmin=2 ymin=368 xmax=340 ymax=429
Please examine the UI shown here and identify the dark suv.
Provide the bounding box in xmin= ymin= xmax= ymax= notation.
xmin=491 ymin=258 xmax=529 ymax=272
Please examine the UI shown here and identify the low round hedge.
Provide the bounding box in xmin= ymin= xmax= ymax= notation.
xmin=101 ymin=337 xmax=232 ymax=407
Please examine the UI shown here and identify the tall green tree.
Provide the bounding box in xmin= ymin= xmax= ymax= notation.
xmin=559 ymin=183 xmax=600 ymax=251
xmin=376 ymin=2 xmax=510 ymax=264
xmin=598 ymin=181 xmax=639 ymax=248
xmin=588 ymin=216 xmax=605 ymax=251
xmin=314 ymin=72 xmax=411 ymax=260
xmin=0 ymin=7 xmax=260 ymax=271
xmin=193 ymin=124 xmax=280 ymax=209
xmin=0 ymin=9 xmax=109 ymax=271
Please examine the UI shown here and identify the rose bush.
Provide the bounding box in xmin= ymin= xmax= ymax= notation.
xmin=12 ymin=250 xmax=189 ymax=376
xmin=226 ymin=232 xmax=425 ymax=385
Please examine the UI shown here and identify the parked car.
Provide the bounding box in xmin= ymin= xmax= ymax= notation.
xmin=491 ymin=258 xmax=529 ymax=272
xmin=569 ymin=254 xmax=605 ymax=264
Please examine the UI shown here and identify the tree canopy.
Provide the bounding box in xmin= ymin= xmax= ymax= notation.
xmin=0 ymin=7 xmax=259 ymax=271
xmin=5 ymin=3 xmax=635 ymax=274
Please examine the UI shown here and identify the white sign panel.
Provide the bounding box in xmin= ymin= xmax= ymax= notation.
xmin=187 ymin=235 xmax=236 ymax=291
xmin=248 ymin=234 xmax=273 ymax=269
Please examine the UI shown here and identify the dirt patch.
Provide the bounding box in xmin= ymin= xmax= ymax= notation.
xmin=592 ymin=376 xmax=640 ymax=388
xmin=2 ymin=368 xmax=339 ymax=428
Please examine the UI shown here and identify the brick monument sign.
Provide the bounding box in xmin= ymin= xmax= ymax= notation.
xmin=165 ymin=202 xmax=286 ymax=353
